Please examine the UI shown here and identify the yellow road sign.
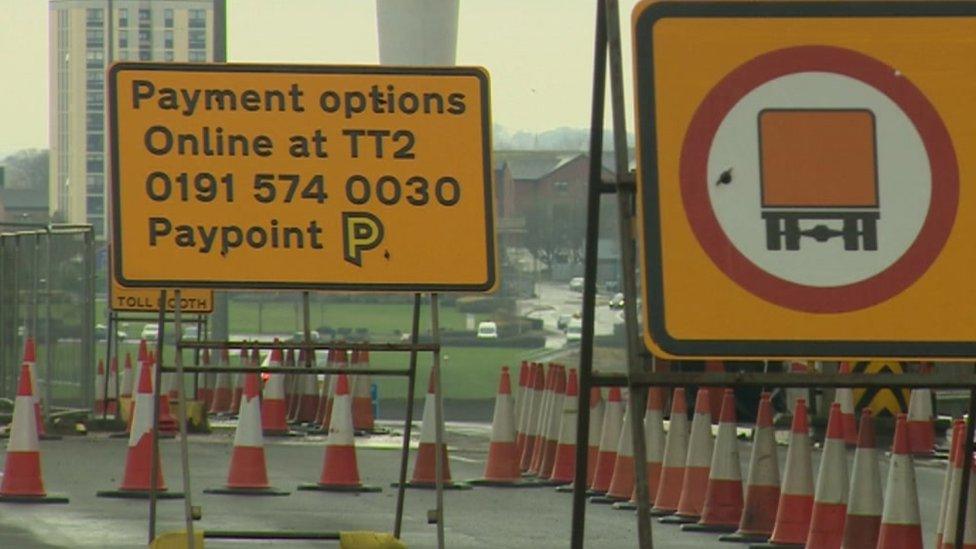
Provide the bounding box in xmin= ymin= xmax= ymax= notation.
xmin=109 ymin=63 xmax=495 ymax=291
xmin=632 ymin=1 xmax=976 ymax=359
xmin=110 ymin=279 xmax=213 ymax=314
xmin=851 ymin=361 xmax=909 ymax=417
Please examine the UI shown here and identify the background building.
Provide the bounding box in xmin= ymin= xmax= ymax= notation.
xmin=48 ymin=0 xmax=220 ymax=239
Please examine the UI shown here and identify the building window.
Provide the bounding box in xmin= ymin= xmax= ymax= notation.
xmin=188 ymin=29 xmax=206 ymax=49
xmin=86 ymin=70 xmax=104 ymax=90
xmin=86 ymin=113 xmax=103 ymax=132
xmin=119 ymin=50 xmax=129 ymax=61
xmin=119 ymin=31 xmax=128 ymax=49
xmin=86 ymin=8 xmax=103 ymax=27
xmin=138 ymin=29 xmax=151 ymax=47
xmin=139 ymin=50 xmax=151 ymax=61
xmin=189 ymin=9 xmax=206 ymax=28
xmin=91 ymin=221 xmax=105 ymax=239
xmin=118 ymin=8 xmax=128 ymax=27
xmin=86 ymin=175 xmax=103 ymax=195
xmin=86 ymin=28 xmax=103 ymax=48
xmin=164 ymin=9 xmax=174 ymax=28
xmin=86 ymin=197 xmax=104 ymax=215
xmin=86 ymin=90 xmax=102 ymax=109
xmin=86 ymin=154 xmax=104 ymax=173
xmin=86 ymin=49 xmax=104 ymax=68
xmin=188 ymin=50 xmax=207 ymax=62
xmin=87 ymin=133 xmax=104 ymax=152
xmin=164 ymin=51 xmax=174 ymax=62
xmin=164 ymin=30 xmax=173 ymax=49
xmin=138 ymin=8 xmax=151 ymax=27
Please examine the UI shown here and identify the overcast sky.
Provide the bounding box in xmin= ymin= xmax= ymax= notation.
xmin=0 ymin=0 xmax=641 ymax=156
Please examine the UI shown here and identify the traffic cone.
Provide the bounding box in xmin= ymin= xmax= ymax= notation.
xmin=22 ymin=338 xmax=52 ymax=439
xmin=299 ymin=373 xmax=381 ymax=493
xmin=614 ymin=386 xmax=667 ymax=511
xmin=261 ymin=345 xmax=293 ymax=436
xmin=548 ymin=368 xmax=579 ymax=486
xmin=204 ymin=373 xmax=289 ymax=496
xmin=152 ymin=351 xmax=178 ymax=436
xmin=589 ymin=387 xmax=624 ymax=495
xmin=320 ymin=348 xmax=349 ymax=431
xmin=705 ymin=361 xmax=725 ymax=422
xmin=906 ymin=363 xmax=936 ymax=457
xmin=720 ymin=392 xmax=780 ymax=544
xmin=396 ymin=369 xmax=470 ymax=490
xmin=842 ymin=409 xmax=882 ymax=549
xmin=651 ymin=387 xmax=689 ymax=517
xmin=754 ymin=398 xmax=813 ymax=548
xmin=120 ymin=352 xmax=134 ymax=400
xmin=877 ymin=414 xmax=923 ymax=549
xmin=835 ymin=362 xmax=857 ymax=447
xmin=593 ymin=404 xmax=636 ymax=504
xmin=939 ymin=420 xmax=969 ymax=549
xmin=107 ymin=357 xmax=119 ymax=416
xmin=94 ymin=359 xmax=106 ymax=415
xmin=293 ymin=349 xmax=320 ymax=424
xmin=661 ymin=387 xmax=714 ymax=524
xmin=196 ymin=348 xmax=214 ymax=409
xmin=514 ymin=361 xmax=532 ymax=459
xmin=0 ymin=364 xmax=68 ymax=503
xmin=943 ymin=453 xmax=976 ymax=549
xmin=313 ymin=348 xmax=335 ymax=426
xmin=805 ymin=403 xmax=849 ymax=549
xmin=684 ymin=388 xmax=743 ymax=533
xmin=538 ymin=365 xmax=567 ymax=479
xmin=469 ymin=367 xmax=540 ymax=487
xmin=528 ymin=364 xmax=556 ymax=476
xmin=97 ymin=356 xmax=183 ymax=500
xmin=351 ymin=350 xmax=377 ymax=432
xmin=209 ymin=348 xmax=234 ymax=414
xmin=229 ymin=347 xmax=247 ymax=414
xmin=519 ymin=362 xmax=546 ymax=472
xmin=556 ymin=386 xmax=603 ymax=493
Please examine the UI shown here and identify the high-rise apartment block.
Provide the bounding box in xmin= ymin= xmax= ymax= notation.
xmin=49 ymin=0 xmax=219 ymax=239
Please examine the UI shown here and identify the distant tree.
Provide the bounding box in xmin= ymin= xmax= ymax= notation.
xmin=523 ymin=199 xmax=586 ymax=271
xmin=2 ymin=149 xmax=49 ymax=190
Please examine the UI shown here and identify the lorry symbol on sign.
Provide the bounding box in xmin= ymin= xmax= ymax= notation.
xmin=752 ymin=109 xmax=880 ymax=252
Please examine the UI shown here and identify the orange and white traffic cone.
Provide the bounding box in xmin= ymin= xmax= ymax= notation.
xmin=935 ymin=420 xmax=965 ymax=548
xmin=94 ymin=359 xmax=107 ymax=415
xmin=293 ymin=349 xmax=320 ymax=424
xmin=651 ymin=387 xmax=689 ymax=517
xmin=538 ymin=365 xmax=567 ymax=479
xmin=757 ymin=398 xmax=814 ymax=548
xmin=593 ymin=404 xmax=635 ymax=504
xmin=299 ymin=373 xmax=381 ymax=493
xmin=528 ymin=364 xmax=556 ymax=476
xmin=906 ymin=363 xmax=936 ymax=457
xmin=805 ymin=402 xmax=849 ymax=549
xmin=556 ymin=386 xmax=603 ymax=494
xmin=944 ymin=454 xmax=976 ymax=549
xmin=514 ymin=361 xmax=532 ymax=459
xmin=21 ymin=339 xmax=53 ymax=440
xmin=151 ymin=351 xmax=178 ymax=436
xmin=684 ymin=388 xmax=742 ymax=533
xmin=835 ymin=362 xmax=857 ymax=447
xmin=589 ymin=387 xmax=624 ymax=495
xmin=720 ymin=391 xmax=780 ymax=544
xmin=209 ymin=348 xmax=234 ymax=415
xmin=0 ymin=364 xmax=68 ymax=503
xmin=842 ymin=409 xmax=882 ymax=549
xmin=615 ymin=386 xmax=667 ymax=511
xmin=877 ymin=414 xmax=923 ymax=549
xmin=519 ymin=363 xmax=546 ymax=472
xmin=470 ymin=367 xmax=539 ymax=487
xmin=261 ymin=346 xmax=292 ymax=436
xmin=398 ymin=369 xmax=470 ymax=490
xmin=351 ymin=350 xmax=377 ymax=433
xmin=97 ymin=357 xmax=183 ymax=500
xmin=320 ymin=348 xmax=349 ymax=432
xmin=548 ymin=368 xmax=580 ymax=487
xmin=196 ymin=348 xmax=214 ymax=410
xmin=204 ymin=372 xmax=289 ymax=496
xmin=661 ymin=387 xmax=714 ymax=524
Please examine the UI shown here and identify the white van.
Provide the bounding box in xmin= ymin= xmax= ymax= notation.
xmin=476 ymin=321 xmax=499 ymax=339
xmin=565 ymin=318 xmax=583 ymax=343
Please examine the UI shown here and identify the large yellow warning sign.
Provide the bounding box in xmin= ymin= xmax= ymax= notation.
xmin=109 ymin=63 xmax=496 ymax=291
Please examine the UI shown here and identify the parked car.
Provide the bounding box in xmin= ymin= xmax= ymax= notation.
xmin=476 ymin=321 xmax=499 ymax=339
xmin=569 ymin=277 xmax=585 ymax=292
xmin=557 ymin=314 xmax=573 ymax=331
xmin=140 ymin=323 xmax=159 ymax=341
xmin=608 ymin=292 xmax=625 ymax=309
xmin=565 ymin=318 xmax=583 ymax=343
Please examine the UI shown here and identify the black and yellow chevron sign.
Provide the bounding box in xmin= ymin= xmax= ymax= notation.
xmin=850 ymin=361 xmax=910 ymax=417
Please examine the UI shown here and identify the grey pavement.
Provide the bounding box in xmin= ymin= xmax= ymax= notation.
xmin=0 ymin=423 xmax=953 ymax=548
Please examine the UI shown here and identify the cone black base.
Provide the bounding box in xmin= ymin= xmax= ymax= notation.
xmin=589 ymin=495 xmax=626 ymax=505
xmin=612 ymin=501 xmax=637 ymax=510
xmin=554 ymin=484 xmax=576 ymax=493
xmin=466 ymin=478 xmax=547 ymax=488
xmin=682 ymin=523 xmax=738 ymax=533
xmin=659 ymin=513 xmax=699 ymax=524
xmin=0 ymin=493 xmax=69 ymax=504
xmin=204 ymin=486 xmax=290 ymax=496
xmin=298 ymin=483 xmax=381 ymax=493
xmin=96 ymin=489 xmax=184 ymax=499
xmin=390 ymin=482 xmax=472 ymax=490
xmin=719 ymin=532 xmax=770 ymax=543
xmin=262 ymin=430 xmax=305 ymax=438
xmin=356 ymin=426 xmax=393 ymax=436
xmin=649 ymin=508 xmax=677 ymax=517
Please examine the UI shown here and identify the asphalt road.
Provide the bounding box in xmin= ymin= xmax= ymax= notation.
xmin=0 ymin=421 xmax=954 ymax=548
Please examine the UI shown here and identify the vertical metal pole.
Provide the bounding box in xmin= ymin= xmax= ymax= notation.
xmin=103 ymin=312 xmax=114 ymax=419
xmin=172 ymin=291 xmax=196 ymax=547
xmin=149 ymin=289 xmax=166 ymax=544
xmin=955 ymin=378 xmax=976 ymax=549
xmin=44 ymin=230 xmax=53 ymax=414
xmin=571 ymin=1 xmax=608 ymax=547
xmin=302 ymin=291 xmax=312 ymax=356
xmin=604 ymin=0 xmax=653 ymax=544
xmin=430 ymin=293 xmax=445 ymax=549
xmin=84 ymin=230 xmax=96 ymax=410
xmin=394 ymin=293 xmax=422 ymax=538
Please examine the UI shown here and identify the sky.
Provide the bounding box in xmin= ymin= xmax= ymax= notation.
xmin=0 ymin=0 xmax=642 ymax=157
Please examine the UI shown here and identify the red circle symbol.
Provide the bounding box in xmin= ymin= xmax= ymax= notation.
xmin=680 ymin=46 xmax=958 ymax=314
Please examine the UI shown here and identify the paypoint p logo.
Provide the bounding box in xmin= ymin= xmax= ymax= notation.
xmin=342 ymin=212 xmax=384 ymax=267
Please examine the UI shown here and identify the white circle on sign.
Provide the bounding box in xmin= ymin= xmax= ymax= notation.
xmin=706 ymin=71 xmax=931 ymax=287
